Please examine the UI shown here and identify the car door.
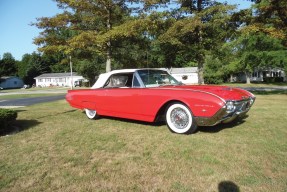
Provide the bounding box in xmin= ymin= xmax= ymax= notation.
xmin=95 ymin=73 xmax=144 ymax=119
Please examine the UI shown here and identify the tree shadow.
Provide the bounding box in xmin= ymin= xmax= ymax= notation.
xmin=0 ymin=110 xmax=77 ymax=136
xmin=218 ymin=181 xmax=240 ymax=192
xmin=0 ymin=119 xmax=42 ymax=137
xmin=198 ymin=115 xmax=248 ymax=133
xmin=12 ymin=109 xmax=27 ymax=113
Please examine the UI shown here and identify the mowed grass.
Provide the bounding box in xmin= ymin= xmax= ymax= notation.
xmin=0 ymin=94 xmax=286 ymax=191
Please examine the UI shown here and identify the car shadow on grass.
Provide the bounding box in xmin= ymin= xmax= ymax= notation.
xmin=95 ymin=115 xmax=167 ymax=128
xmin=86 ymin=112 xmax=251 ymax=135
xmin=198 ymin=117 xmax=247 ymax=133
xmin=92 ymin=114 xmax=250 ymax=134
xmin=0 ymin=119 xmax=42 ymax=137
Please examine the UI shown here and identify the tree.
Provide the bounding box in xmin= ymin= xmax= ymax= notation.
xmin=34 ymin=0 xmax=137 ymax=72
xmin=75 ymin=56 xmax=105 ymax=85
xmin=158 ymin=2 xmax=236 ymax=84
xmin=18 ymin=52 xmax=51 ymax=85
xmin=226 ymin=32 xmax=287 ymax=84
xmin=0 ymin=53 xmax=17 ymax=77
xmin=244 ymin=0 xmax=287 ymax=44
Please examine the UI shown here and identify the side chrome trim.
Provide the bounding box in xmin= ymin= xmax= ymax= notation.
xmin=157 ymin=87 xmax=226 ymax=104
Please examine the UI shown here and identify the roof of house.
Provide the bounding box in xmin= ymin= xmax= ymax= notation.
xmin=0 ymin=76 xmax=22 ymax=80
xmin=169 ymin=67 xmax=198 ymax=74
xmin=34 ymin=72 xmax=81 ymax=79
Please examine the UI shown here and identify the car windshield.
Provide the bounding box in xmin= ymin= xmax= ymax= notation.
xmin=137 ymin=69 xmax=180 ymax=87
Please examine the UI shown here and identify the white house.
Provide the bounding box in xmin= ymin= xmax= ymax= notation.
xmin=168 ymin=67 xmax=198 ymax=84
xmin=251 ymin=68 xmax=286 ymax=82
xmin=34 ymin=72 xmax=87 ymax=87
xmin=231 ymin=68 xmax=286 ymax=83
xmin=0 ymin=76 xmax=24 ymax=89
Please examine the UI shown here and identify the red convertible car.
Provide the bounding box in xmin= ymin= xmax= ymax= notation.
xmin=66 ymin=69 xmax=255 ymax=134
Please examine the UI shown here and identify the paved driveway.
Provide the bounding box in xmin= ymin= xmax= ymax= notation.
xmin=0 ymin=88 xmax=68 ymax=108
xmin=242 ymin=86 xmax=287 ymax=92
xmin=0 ymin=88 xmax=68 ymax=96
xmin=0 ymin=95 xmax=66 ymax=108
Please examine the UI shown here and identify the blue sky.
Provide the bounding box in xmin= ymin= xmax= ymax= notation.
xmin=0 ymin=0 xmax=252 ymax=61
xmin=0 ymin=0 xmax=60 ymax=60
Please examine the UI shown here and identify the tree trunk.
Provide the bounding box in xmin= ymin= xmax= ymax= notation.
xmin=106 ymin=7 xmax=112 ymax=72
xmin=245 ymin=71 xmax=251 ymax=84
xmin=106 ymin=41 xmax=111 ymax=72
xmin=196 ymin=29 xmax=205 ymax=84
xmin=197 ymin=57 xmax=204 ymax=84
xmin=196 ymin=0 xmax=204 ymax=85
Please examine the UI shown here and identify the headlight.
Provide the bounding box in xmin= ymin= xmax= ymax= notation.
xmin=249 ymin=97 xmax=255 ymax=106
xmin=226 ymin=101 xmax=235 ymax=113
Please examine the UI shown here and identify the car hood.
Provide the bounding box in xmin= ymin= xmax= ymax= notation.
xmin=156 ymin=85 xmax=255 ymax=101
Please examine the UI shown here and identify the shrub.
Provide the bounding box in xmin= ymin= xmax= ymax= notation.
xmin=0 ymin=108 xmax=17 ymax=130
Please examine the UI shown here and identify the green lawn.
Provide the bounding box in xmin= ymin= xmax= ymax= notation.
xmin=0 ymin=94 xmax=286 ymax=191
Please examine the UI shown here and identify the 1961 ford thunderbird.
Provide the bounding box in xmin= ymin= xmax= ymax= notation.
xmin=66 ymin=69 xmax=255 ymax=134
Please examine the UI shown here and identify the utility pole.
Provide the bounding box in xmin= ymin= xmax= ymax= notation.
xmin=70 ymin=55 xmax=73 ymax=90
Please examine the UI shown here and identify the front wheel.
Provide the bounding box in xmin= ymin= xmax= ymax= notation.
xmin=85 ymin=109 xmax=99 ymax=120
xmin=166 ymin=103 xmax=197 ymax=134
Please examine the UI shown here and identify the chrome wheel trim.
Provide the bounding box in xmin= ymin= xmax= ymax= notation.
xmin=85 ymin=109 xmax=97 ymax=119
xmin=166 ymin=103 xmax=192 ymax=134
xmin=170 ymin=108 xmax=189 ymax=129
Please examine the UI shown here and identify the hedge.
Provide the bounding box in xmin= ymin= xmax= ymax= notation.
xmin=0 ymin=108 xmax=17 ymax=130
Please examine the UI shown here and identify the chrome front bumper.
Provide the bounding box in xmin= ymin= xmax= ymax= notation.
xmin=195 ymin=97 xmax=255 ymax=126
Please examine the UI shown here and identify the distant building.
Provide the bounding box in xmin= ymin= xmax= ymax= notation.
xmin=34 ymin=72 xmax=87 ymax=87
xmin=0 ymin=76 xmax=24 ymax=89
xmin=231 ymin=68 xmax=286 ymax=83
xmin=168 ymin=67 xmax=198 ymax=84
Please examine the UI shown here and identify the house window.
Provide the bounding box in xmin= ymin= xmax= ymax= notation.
xmin=38 ymin=79 xmax=43 ymax=82
xmin=14 ymin=81 xmax=17 ymax=85
xmin=59 ymin=78 xmax=65 ymax=82
xmin=46 ymin=78 xmax=51 ymax=82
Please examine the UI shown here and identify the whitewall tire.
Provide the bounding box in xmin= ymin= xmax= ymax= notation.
xmin=166 ymin=103 xmax=197 ymax=134
xmin=85 ymin=109 xmax=99 ymax=120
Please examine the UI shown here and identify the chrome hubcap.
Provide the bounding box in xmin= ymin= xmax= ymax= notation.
xmin=87 ymin=110 xmax=96 ymax=117
xmin=170 ymin=108 xmax=189 ymax=129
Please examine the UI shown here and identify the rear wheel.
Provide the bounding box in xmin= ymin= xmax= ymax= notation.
xmin=166 ymin=103 xmax=197 ymax=134
xmin=85 ymin=109 xmax=99 ymax=120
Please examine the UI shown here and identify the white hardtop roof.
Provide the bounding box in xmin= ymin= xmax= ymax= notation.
xmin=105 ymin=69 xmax=138 ymax=75
xmin=91 ymin=68 xmax=168 ymax=89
